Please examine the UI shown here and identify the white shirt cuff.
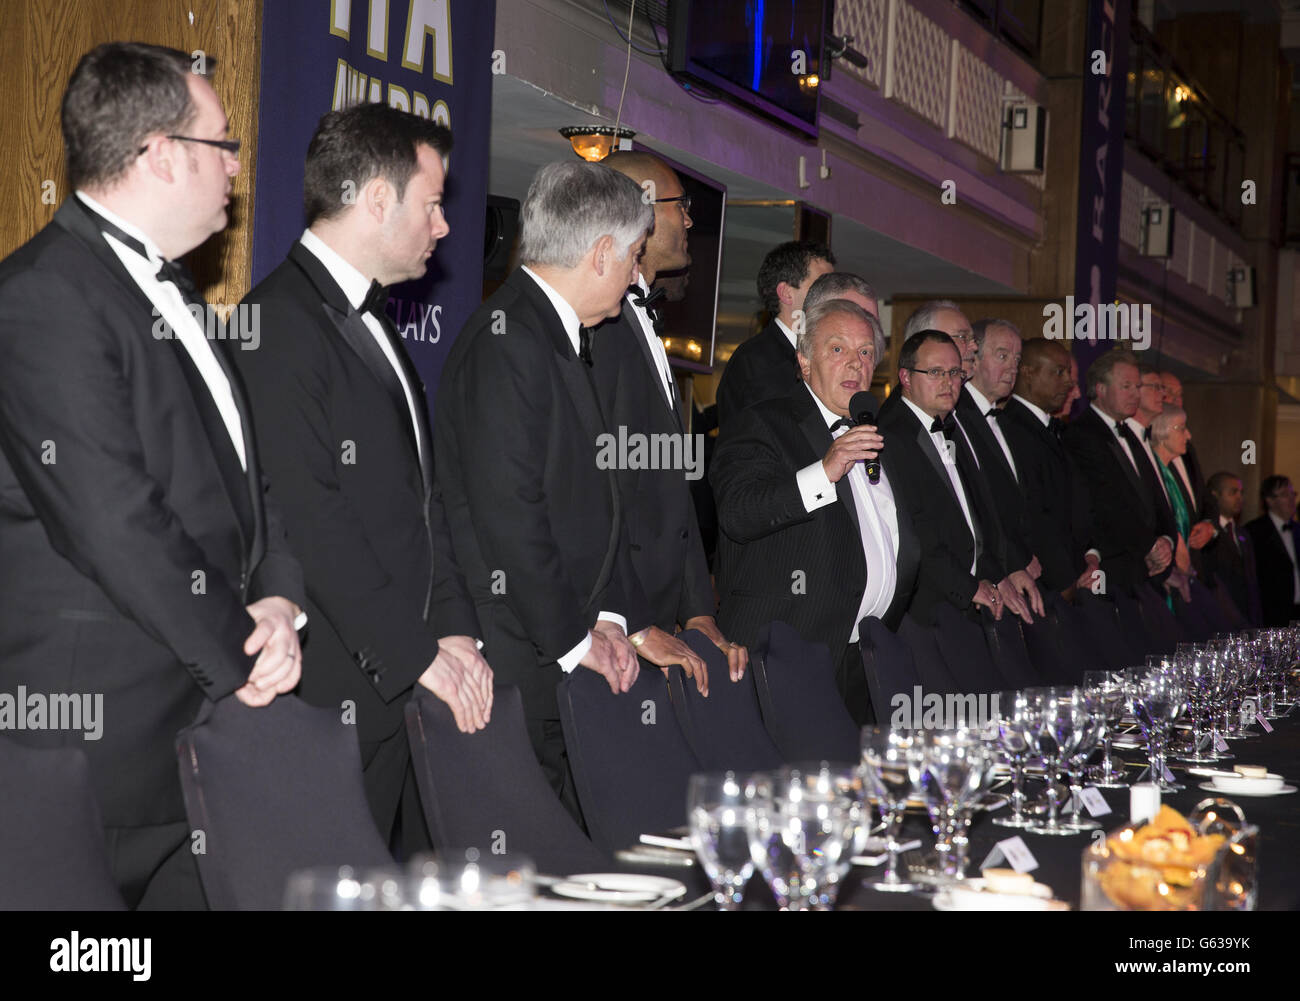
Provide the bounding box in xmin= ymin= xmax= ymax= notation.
xmin=293 ymin=611 xmax=308 ymax=631
xmin=597 ymin=611 xmax=627 ymax=633
xmin=558 ymin=631 xmax=592 ymax=674
xmin=1084 ymin=549 xmax=1100 ymax=563
xmin=796 ymin=460 xmax=838 ymax=512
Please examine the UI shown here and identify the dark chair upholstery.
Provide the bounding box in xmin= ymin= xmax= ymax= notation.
xmin=1172 ymin=579 xmax=1232 ymax=643
xmin=933 ymin=603 xmax=1007 ymax=693
xmin=979 ymin=608 xmax=1040 ymax=688
xmin=1113 ymin=586 xmax=1156 ymax=662
xmin=405 ymin=684 xmax=609 ymax=875
xmin=1018 ymin=595 xmax=1082 ymax=684
xmin=664 ymin=630 xmax=784 ymax=772
xmin=1042 ymin=590 xmax=1110 ymax=683
xmin=0 ymin=737 xmax=126 ymax=910
xmin=1134 ymin=582 xmax=1185 ymax=655
xmin=1072 ymin=590 xmax=1139 ymax=670
xmin=859 ymin=616 xmax=919 ymax=720
xmin=897 ymin=614 xmax=960 ymax=693
xmin=176 ymin=696 xmax=393 ymax=910
xmin=749 ymin=621 xmax=859 ymax=764
xmin=558 ymin=666 xmax=700 ymax=853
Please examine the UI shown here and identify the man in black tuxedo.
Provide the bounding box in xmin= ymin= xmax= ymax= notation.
xmin=436 ymin=161 xmax=698 ymax=818
xmin=712 ymin=300 xmax=918 ymax=724
xmin=1063 ymin=349 xmax=1179 ymax=596
xmin=875 ymin=330 xmax=1022 ymax=626
xmin=596 ymin=151 xmax=743 ymax=686
xmin=1197 ymin=472 xmax=1262 ymax=625
xmin=1245 ymin=475 xmax=1300 ymax=626
xmin=1000 ymin=339 xmax=1099 ymax=595
xmin=234 ymin=104 xmax=491 ymax=856
xmin=956 ymin=319 xmax=1043 ymax=617
xmin=715 ymin=240 xmax=835 ymax=428
xmin=0 ymin=43 xmax=305 ymax=908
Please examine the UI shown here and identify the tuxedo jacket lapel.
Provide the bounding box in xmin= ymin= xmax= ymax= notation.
xmin=620 ymin=298 xmax=682 ymax=432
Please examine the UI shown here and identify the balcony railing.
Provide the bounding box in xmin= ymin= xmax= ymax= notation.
xmin=1125 ymin=18 xmax=1246 ymax=230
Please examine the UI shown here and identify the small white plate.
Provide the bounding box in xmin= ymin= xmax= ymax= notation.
xmin=1197 ymin=781 xmax=1296 ymax=798
xmin=933 ymin=880 xmax=1064 ymax=912
xmin=551 ymin=873 xmax=686 ymax=904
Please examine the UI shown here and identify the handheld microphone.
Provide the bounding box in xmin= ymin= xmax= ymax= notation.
xmin=849 ymin=390 xmax=881 ymax=484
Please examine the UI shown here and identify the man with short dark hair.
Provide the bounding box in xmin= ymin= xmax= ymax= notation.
xmin=715 ymin=240 xmax=835 ymax=426
xmin=875 ymin=330 xmax=1020 ymax=625
xmin=1245 ymin=475 xmax=1300 ymax=626
xmin=1064 ymin=349 xmax=1178 ymax=591
xmin=1197 ymin=472 xmax=1262 ymax=625
xmin=235 ymin=103 xmax=491 ymax=856
xmin=0 ymin=42 xmax=305 ymax=908
xmin=712 ymin=300 xmax=918 ymax=723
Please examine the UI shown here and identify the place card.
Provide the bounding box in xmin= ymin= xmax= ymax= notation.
xmin=1160 ymin=763 xmax=1177 ymax=783
xmin=1256 ymin=714 xmax=1274 ymax=734
xmin=1079 ymin=787 xmax=1111 ymax=817
xmin=1130 ymin=783 xmax=1160 ymax=824
xmin=980 ymin=836 xmax=1038 ymax=874
xmin=1213 ymin=733 xmax=1230 ymax=753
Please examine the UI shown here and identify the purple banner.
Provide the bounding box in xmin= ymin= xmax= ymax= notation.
xmin=253 ymin=0 xmax=497 ymax=401
xmin=1071 ymin=0 xmax=1131 ymax=399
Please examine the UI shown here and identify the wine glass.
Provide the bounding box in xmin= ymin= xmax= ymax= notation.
xmin=908 ymin=728 xmax=998 ymax=880
xmin=1024 ymin=687 xmax=1087 ymax=836
xmin=1130 ymin=669 xmax=1187 ymax=792
xmin=1059 ymin=691 xmax=1102 ymax=832
xmin=688 ymin=771 xmax=757 ymax=910
xmin=746 ymin=764 xmax=857 ymax=911
xmin=1083 ymin=670 xmax=1129 ymax=787
xmin=991 ymin=690 xmax=1035 ymax=827
xmin=860 ymin=727 xmax=922 ymax=892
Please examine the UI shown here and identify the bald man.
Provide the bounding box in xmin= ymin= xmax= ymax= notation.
xmin=999 ymin=339 xmax=1098 ymax=594
xmin=594 ymin=151 xmax=746 ymax=681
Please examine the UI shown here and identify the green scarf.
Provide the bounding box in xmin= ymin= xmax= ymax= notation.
xmin=1159 ymin=457 xmax=1190 ymax=540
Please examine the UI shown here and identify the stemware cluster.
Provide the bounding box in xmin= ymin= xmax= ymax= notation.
xmin=685 ymin=624 xmax=1297 ymax=909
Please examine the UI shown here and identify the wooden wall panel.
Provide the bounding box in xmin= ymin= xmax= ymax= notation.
xmin=0 ymin=0 xmax=263 ymax=308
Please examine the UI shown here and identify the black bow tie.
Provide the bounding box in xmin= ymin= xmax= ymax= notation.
xmin=631 ymin=285 xmax=665 ymax=324
xmin=829 ymin=417 xmax=854 ymax=434
xmin=156 ymin=258 xmax=201 ymax=305
xmin=1142 ymin=424 xmax=1152 ymax=442
xmin=360 ymin=279 xmax=390 ymax=318
xmin=578 ymin=326 xmax=594 ymax=367
xmin=1048 ymin=416 xmax=1065 ymax=441
xmin=929 ymin=414 xmax=956 ymax=439
xmin=77 ymin=200 xmax=205 ymax=307
xmin=985 ymin=407 xmax=1001 ymax=418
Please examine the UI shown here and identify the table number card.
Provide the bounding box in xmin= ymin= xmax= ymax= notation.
xmin=980 ymin=836 xmax=1038 ymax=874
xmin=1213 ymin=733 xmax=1230 ymax=753
xmin=1079 ymin=787 xmax=1111 ymax=817
xmin=1256 ymin=714 xmax=1274 ymax=734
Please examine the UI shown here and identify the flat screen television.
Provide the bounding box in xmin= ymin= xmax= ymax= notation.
xmin=667 ymin=0 xmax=831 ymax=139
xmin=635 ymin=146 xmax=726 ymax=373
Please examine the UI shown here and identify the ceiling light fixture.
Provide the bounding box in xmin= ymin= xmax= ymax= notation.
xmin=558 ymin=125 xmax=636 ymax=162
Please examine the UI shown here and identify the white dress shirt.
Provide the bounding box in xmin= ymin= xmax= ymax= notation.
xmin=79 ymin=191 xmax=247 ymax=470
xmin=965 ymin=383 xmax=1016 ymax=480
xmin=520 ymin=266 xmax=628 ymax=670
xmin=299 ymin=229 xmax=424 ymax=464
xmin=793 ymin=385 xmax=899 ymax=641
xmin=1013 ymin=394 xmax=1052 ymax=427
xmin=1268 ymin=512 xmax=1300 ymax=602
xmin=1125 ymin=415 xmax=1172 ymax=507
xmin=902 ymin=396 xmax=978 ymax=573
xmin=627 ymin=277 xmax=676 ymax=409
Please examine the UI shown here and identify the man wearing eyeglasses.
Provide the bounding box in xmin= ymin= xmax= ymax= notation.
xmin=1245 ymin=475 xmax=1300 ymax=626
xmin=875 ymin=329 xmax=1020 ymax=627
xmin=0 ymin=43 xmax=305 ymax=908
